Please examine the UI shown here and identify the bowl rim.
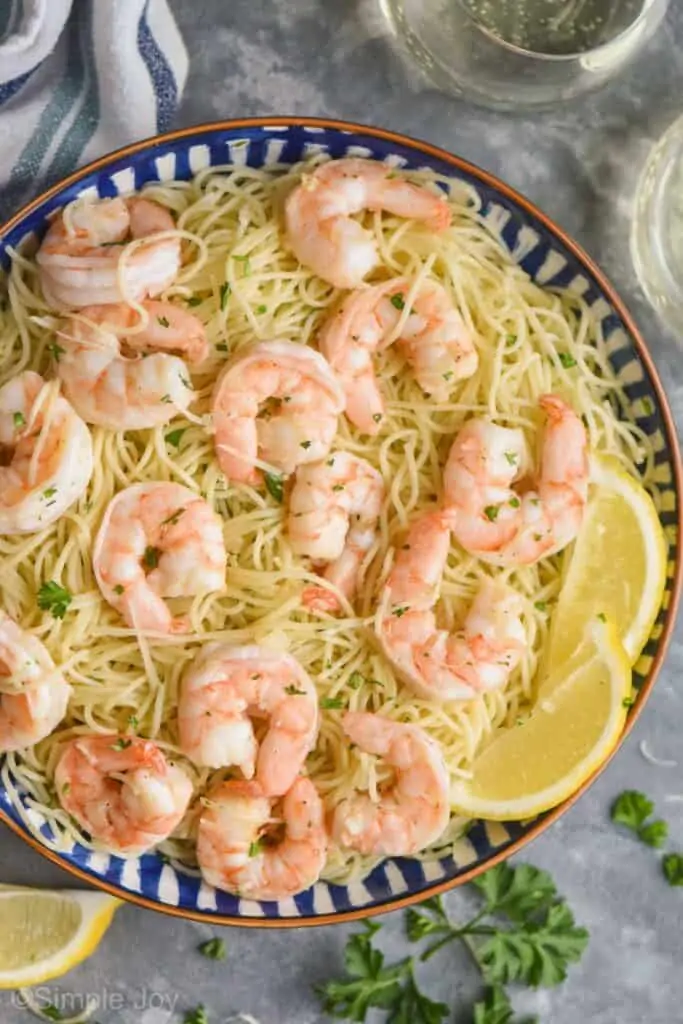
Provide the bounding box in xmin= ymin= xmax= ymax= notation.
xmin=0 ymin=114 xmax=681 ymax=928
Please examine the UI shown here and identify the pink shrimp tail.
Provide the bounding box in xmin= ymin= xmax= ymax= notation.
xmin=301 ymin=585 xmax=341 ymax=614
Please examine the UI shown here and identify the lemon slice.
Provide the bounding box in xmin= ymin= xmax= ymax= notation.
xmin=450 ymin=618 xmax=631 ymax=821
xmin=0 ymin=889 xmax=120 ymax=989
xmin=547 ymin=453 xmax=667 ymax=666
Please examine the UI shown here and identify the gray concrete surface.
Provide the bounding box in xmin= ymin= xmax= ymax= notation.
xmin=2 ymin=2 xmax=683 ymax=1021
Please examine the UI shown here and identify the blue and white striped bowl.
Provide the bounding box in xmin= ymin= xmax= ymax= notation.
xmin=0 ymin=119 xmax=680 ymax=927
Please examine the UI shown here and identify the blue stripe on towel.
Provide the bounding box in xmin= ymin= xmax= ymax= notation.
xmin=44 ymin=3 xmax=100 ymax=181
xmin=137 ymin=0 xmax=178 ymax=132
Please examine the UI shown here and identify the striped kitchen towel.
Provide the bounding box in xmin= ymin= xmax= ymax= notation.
xmin=0 ymin=0 xmax=188 ymax=222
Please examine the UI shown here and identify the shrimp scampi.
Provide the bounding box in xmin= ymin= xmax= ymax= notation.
xmin=55 ymin=734 xmax=192 ymax=855
xmin=37 ymin=196 xmax=181 ymax=309
xmin=0 ymin=371 xmax=93 ymax=534
xmin=197 ymin=777 xmax=327 ymax=899
xmin=54 ymin=300 xmax=206 ymax=429
xmin=211 ymin=340 xmax=346 ymax=485
xmin=179 ymin=644 xmax=319 ymax=796
xmin=444 ymin=394 xmax=589 ymax=565
xmin=319 ymin=278 xmax=478 ymax=434
xmin=93 ymin=482 xmax=227 ymax=633
xmin=332 ymin=713 xmax=450 ymax=857
xmin=0 ymin=612 xmax=71 ymax=753
xmin=288 ymin=452 xmax=385 ymax=613
xmin=377 ymin=512 xmax=526 ymax=700
xmin=285 ymin=159 xmax=451 ymax=288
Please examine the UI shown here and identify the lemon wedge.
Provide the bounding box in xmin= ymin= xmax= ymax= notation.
xmin=547 ymin=453 xmax=667 ymax=666
xmin=450 ymin=618 xmax=631 ymax=821
xmin=0 ymin=888 xmax=120 ymax=989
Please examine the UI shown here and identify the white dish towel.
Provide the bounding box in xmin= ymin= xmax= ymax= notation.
xmin=0 ymin=0 xmax=188 ymax=221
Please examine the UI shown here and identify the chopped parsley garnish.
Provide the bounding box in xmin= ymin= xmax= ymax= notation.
xmin=622 ymin=697 xmax=634 ymax=708
xmin=256 ymin=304 xmax=267 ymax=314
xmin=37 ymin=580 xmax=73 ymax=619
xmin=13 ymin=411 xmax=25 ymax=428
xmin=112 ymin=738 xmax=132 ymax=752
xmin=332 ymin=484 xmax=345 ymax=492
xmin=160 ymin=394 xmax=172 ymax=403
xmin=219 ymin=282 xmax=231 ymax=310
xmin=234 ymin=254 xmax=251 ymax=275
xmin=321 ymin=696 xmax=346 ymax=710
xmin=300 ymin=440 xmax=312 ymax=450
xmin=264 ymin=472 xmax=284 ymax=503
xmin=393 ymin=606 xmax=408 ymax=618
xmin=284 ymin=684 xmax=307 ymax=696
xmin=558 ymin=352 xmax=577 ymax=369
xmin=484 ymin=505 xmax=500 ymax=522
xmin=248 ymin=840 xmax=263 ymax=858
xmin=509 ymin=497 xmax=521 ymax=509
xmin=128 ymin=715 xmax=139 ymax=727
xmin=504 ymin=451 xmax=518 ymax=465
xmin=348 ymin=671 xmax=365 ymax=690
xmin=143 ymin=545 xmax=161 ymax=569
xmin=113 ymin=584 xmax=125 ymax=595
xmin=165 ymin=428 xmax=186 ymax=448
xmin=42 ymin=486 xmax=57 ymax=500
xmin=442 ymin=371 xmax=453 ymax=381
xmin=157 ymin=316 xmax=170 ymax=327
xmin=198 ymin=937 xmax=227 ymax=960
xmin=187 ymin=296 xmax=203 ymax=307
xmin=162 ymin=507 xmax=186 ymax=527
xmin=596 ymin=612 xmax=606 ymax=623
xmin=48 ymin=342 xmax=66 ymax=362
xmin=390 ymin=293 xmax=405 ymax=310
xmin=505 ymin=334 xmax=517 ymax=347
xmin=534 ymin=600 xmax=547 ymax=612
xmin=372 ymin=413 xmax=382 ymax=423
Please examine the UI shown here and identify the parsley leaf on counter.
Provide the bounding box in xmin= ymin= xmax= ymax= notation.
xmin=198 ymin=937 xmax=226 ymax=960
xmin=610 ymin=790 xmax=668 ymax=846
xmin=473 ymin=986 xmax=537 ymax=1024
xmin=662 ymin=853 xmax=683 ymax=886
xmin=316 ymin=920 xmax=448 ymax=1023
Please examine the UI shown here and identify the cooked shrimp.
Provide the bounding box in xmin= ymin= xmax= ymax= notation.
xmin=55 ymin=300 xmax=206 ymax=429
xmin=55 ymin=734 xmax=192 ymax=856
xmin=0 ymin=611 xmax=71 ymax=752
xmin=93 ymin=483 xmax=227 ymax=633
xmin=288 ymin=452 xmax=384 ymax=613
xmin=285 ymin=159 xmax=451 ymax=288
xmin=0 ymin=371 xmax=93 ymax=535
xmin=331 ymin=713 xmax=450 ymax=857
xmin=178 ymin=644 xmax=319 ymax=796
xmin=377 ymin=512 xmax=525 ymax=700
xmin=197 ymin=777 xmax=327 ymax=899
xmin=37 ymin=196 xmax=181 ymax=309
xmin=319 ymin=278 xmax=478 ymax=434
xmin=444 ymin=394 xmax=589 ymax=565
xmin=212 ymin=340 xmax=346 ymax=485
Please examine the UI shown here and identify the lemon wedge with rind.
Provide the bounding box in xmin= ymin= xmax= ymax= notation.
xmin=548 ymin=453 xmax=667 ymax=666
xmin=0 ymin=889 xmax=120 ymax=989
xmin=450 ymin=618 xmax=631 ymax=822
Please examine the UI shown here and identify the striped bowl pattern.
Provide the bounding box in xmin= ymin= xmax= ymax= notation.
xmin=0 ymin=120 xmax=680 ymax=927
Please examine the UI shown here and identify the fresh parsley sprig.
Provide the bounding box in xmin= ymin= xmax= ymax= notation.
xmin=406 ymin=864 xmax=587 ymax=989
xmin=316 ymin=921 xmax=448 ymax=1023
xmin=317 ymin=864 xmax=588 ymax=1023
